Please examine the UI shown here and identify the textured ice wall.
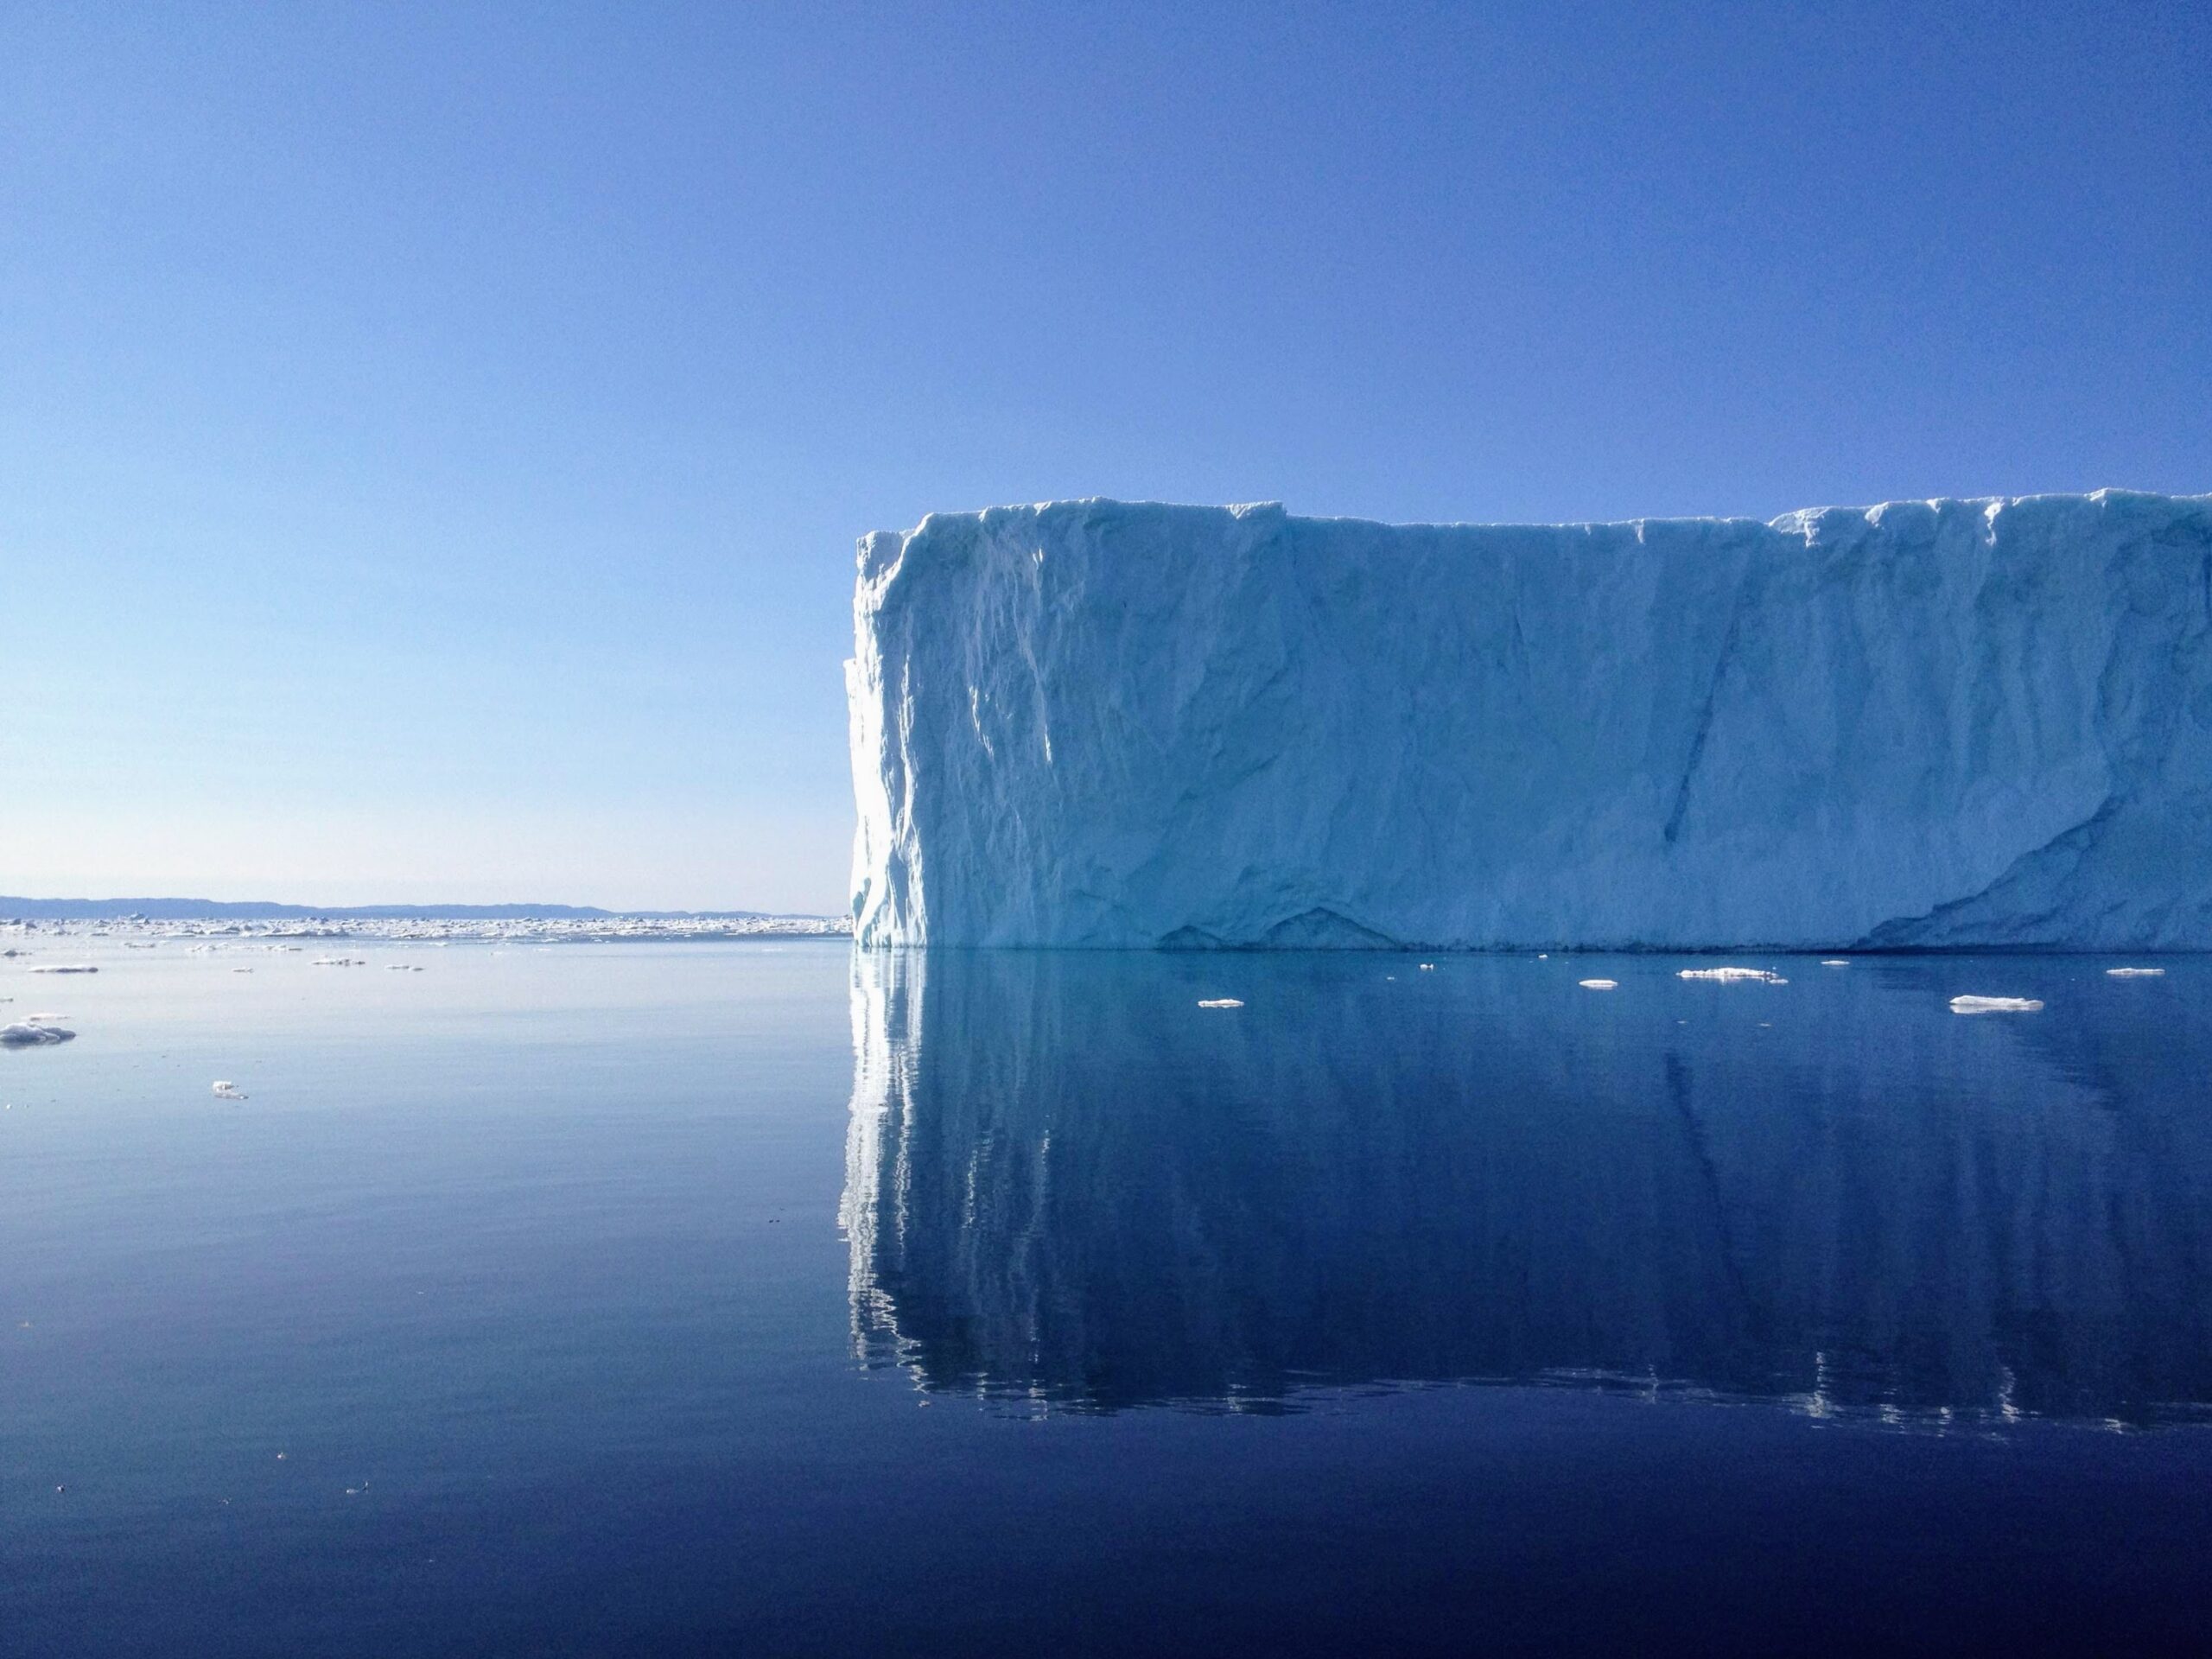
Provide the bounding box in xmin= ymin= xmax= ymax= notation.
xmin=840 ymin=950 xmax=2212 ymax=1416
xmin=847 ymin=492 xmax=2212 ymax=950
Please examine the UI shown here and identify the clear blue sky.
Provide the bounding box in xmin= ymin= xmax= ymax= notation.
xmin=3 ymin=1 xmax=2205 ymax=911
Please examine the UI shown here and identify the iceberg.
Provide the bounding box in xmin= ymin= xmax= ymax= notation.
xmin=848 ymin=491 xmax=2212 ymax=950
xmin=1950 ymin=995 xmax=2045 ymax=1015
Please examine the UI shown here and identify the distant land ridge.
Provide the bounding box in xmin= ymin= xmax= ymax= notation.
xmin=0 ymin=897 xmax=838 ymax=922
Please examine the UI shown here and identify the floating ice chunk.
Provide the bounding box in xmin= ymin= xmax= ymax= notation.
xmin=1579 ymin=979 xmax=1618 ymax=990
xmin=1949 ymin=995 xmax=2044 ymax=1014
xmin=1676 ymin=967 xmax=1788 ymax=984
xmin=2105 ymin=966 xmax=2164 ymax=977
xmin=1 ymin=1023 xmax=74 ymax=1046
xmin=212 ymin=1080 xmax=247 ymax=1100
xmin=1197 ymin=998 xmax=1244 ymax=1009
xmin=1418 ymin=963 xmax=1435 ymax=971
xmin=312 ymin=957 xmax=363 ymax=967
xmin=28 ymin=965 xmax=98 ymax=975
xmin=1821 ymin=959 xmax=1850 ymax=967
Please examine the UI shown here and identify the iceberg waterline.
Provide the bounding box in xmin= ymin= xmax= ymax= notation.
xmin=848 ymin=492 xmax=2212 ymax=950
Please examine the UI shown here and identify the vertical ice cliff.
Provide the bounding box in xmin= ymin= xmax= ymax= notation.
xmin=847 ymin=492 xmax=2212 ymax=950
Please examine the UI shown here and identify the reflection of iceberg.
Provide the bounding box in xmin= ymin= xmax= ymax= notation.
xmin=842 ymin=951 xmax=2212 ymax=1422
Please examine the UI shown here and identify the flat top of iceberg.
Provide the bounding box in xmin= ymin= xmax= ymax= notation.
xmin=869 ymin=488 xmax=2209 ymax=549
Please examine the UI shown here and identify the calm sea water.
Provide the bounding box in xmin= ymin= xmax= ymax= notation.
xmin=4 ymin=940 xmax=2209 ymax=1656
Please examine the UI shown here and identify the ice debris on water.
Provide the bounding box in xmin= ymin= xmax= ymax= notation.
xmin=5 ymin=912 xmax=844 ymax=950
xmin=2105 ymin=966 xmax=2164 ymax=977
xmin=27 ymin=964 xmax=97 ymax=975
xmin=1676 ymin=967 xmax=1788 ymax=984
xmin=1 ymin=1022 xmax=74 ymax=1046
xmin=212 ymin=1081 xmax=247 ymax=1100
xmin=1821 ymin=959 xmax=1850 ymax=967
xmin=1579 ymin=979 xmax=1618 ymax=990
xmin=1197 ymin=999 xmax=1244 ymax=1009
xmin=1949 ymin=995 xmax=2044 ymax=1014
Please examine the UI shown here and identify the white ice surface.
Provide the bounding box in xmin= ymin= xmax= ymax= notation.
xmin=849 ymin=492 xmax=2212 ymax=950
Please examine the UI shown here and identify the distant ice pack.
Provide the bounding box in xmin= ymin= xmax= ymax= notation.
xmin=848 ymin=492 xmax=2212 ymax=950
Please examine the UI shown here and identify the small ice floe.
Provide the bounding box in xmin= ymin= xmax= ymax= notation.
xmin=1579 ymin=978 xmax=1618 ymax=990
xmin=1949 ymin=995 xmax=2044 ymax=1015
xmin=212 ymin=1080 xmax=247 ymax=1100
xmin=1418 ymin=963 xmax=1435 ymax=971
xmin=28 ymin=964 xmax=98 ymax=975
xmin=1821 ymin=959 xmax=1850 ymax=967
xmin=2105 ymin=966 xmax=2164 ymax=978
xmin=1197 ymin=998 xmax=1244 ymax=1009
xmin=1676 ymin=967 xmax=1788 ymax=985
xmin=312 ymin=957 xmax=362 ymax=968
xmin=1 ymin=1022 xmax=74 ymax=1046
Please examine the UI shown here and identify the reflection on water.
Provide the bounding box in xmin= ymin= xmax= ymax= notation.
xmin=842 ymin=951 xmax=2212 ymax=1423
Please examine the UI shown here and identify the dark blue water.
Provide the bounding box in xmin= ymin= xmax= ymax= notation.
xmin=4 ymin=941 xmax=2210 ymax=1656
